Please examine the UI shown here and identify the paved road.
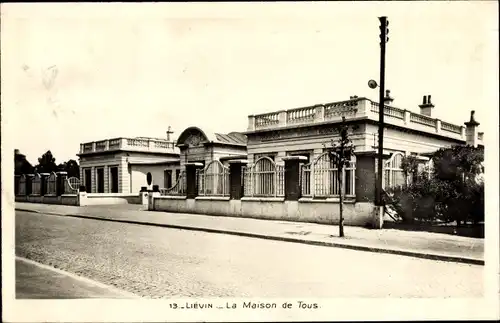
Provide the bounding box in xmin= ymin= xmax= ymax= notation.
xmin=16 ymin=258 xmax=133 ymax=299
xmin=15 ymin=211 xmax=483 ymax=298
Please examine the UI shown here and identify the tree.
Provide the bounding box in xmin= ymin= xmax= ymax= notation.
xmin=14 ymin=149 xmax=34 ymax=175
xmin=432 ymin=145 xmax=484 ymax=181
xmin=387 ymin=145 xmax=484 ymax=227
xmin=325 ymin=117 xmax=355 ymax=237
xmin=57 ymin=159 xmax=80 ymax=178
xmin=34 ymin=150 xmax=59 ymax=174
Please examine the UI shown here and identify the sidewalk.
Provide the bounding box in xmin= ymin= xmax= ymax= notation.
xmin=15 ymin=202 xmax=484 ymax=265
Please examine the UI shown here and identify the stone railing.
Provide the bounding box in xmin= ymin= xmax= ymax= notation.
xmin=83 ymin=143 xmax=93 ymax=153
xmin=109 ymin=139 xmax=121 ymax=149
xmin=255 ymin=112 xmax=280 ymax=128
xmin=441 ymin=121 xmax=462 ymax=134
xmin=409 ymin=113 xmax=436 ymax=127
xmin=95 ymin=140 xmax=107 ymax=151
xmin=370 ymin=102 xmax=405 ymax=120
xmin=324 ymin=100 xmax=359 ymax=119
xmin=287 ymin=106 xmax=316 ymax=124
xmin=80 ymin=137 xmax=177 ymax=155
xmin=247 ymin=97 xmax=466 ymax=141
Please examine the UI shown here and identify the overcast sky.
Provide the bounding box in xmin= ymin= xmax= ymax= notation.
xmin=2 ymin=2 xmax=498 ymax=164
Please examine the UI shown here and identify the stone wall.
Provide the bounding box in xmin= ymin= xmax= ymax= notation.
xmin=150 ymin=196 xmax=376 ymax=227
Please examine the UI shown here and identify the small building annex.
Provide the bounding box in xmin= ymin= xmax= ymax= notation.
xmin=77 ymin=129 xmax=248 ymax=194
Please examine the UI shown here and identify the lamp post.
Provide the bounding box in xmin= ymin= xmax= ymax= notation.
xmin=368 ymin=16 xmax=389 ymax=207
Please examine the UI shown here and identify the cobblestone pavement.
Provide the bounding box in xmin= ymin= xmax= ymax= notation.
xmin=16 ymin=211 xmax=483 ymax=298
xmin=15 ymin=202 xmax=484 ymax=262
xmin=16 ymin=258 xmax=133 ymax=298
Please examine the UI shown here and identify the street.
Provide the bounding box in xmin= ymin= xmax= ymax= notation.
xmin=16 ymin=210 xmax=483 ymax=298
xmin=15 ymin=257 xmax=134 ymax=298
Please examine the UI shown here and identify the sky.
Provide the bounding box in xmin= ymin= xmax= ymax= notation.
xmin=2 ymin=2 xmax=498 ymax=165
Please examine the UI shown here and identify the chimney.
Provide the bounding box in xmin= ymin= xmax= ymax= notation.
xmin=419 ymin=95 xmax=434 ymax=116
xmin=383 ymin=90 xmax=394 ymax=105
xmin=464 ymin=110 xmax=480 ymax=147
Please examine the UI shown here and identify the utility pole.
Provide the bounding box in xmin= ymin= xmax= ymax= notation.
xmin=376 ymin=16 xmax=389 ymax=206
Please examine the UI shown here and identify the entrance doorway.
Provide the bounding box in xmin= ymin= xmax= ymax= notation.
xmin=165 ymin=170 xmax=172 ymax=188
xmin=110 ymin=167 xmax=119 ymax=193
xmin=84 ymin=169 xmax=92 ymax=193
xmin=96 ymin=168 xmax=105 ymax=193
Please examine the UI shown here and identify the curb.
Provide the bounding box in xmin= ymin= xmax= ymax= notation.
xmin=16 ymin=208 xmax=484 ymax=266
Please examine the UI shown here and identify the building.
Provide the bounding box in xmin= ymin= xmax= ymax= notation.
xmin=176 ymin=127 xmax=248 ymax=168
xmin=78 ymin=129 xmax=248 ymax=194
xmin=245 ymin=92 xmax=483 ymax=164
xmin=147 ymin=91 xmax=484 ymax=227
xmin=77 ymin=136 xmax=180 ymax=193
xmin=244 ymin=92 xmax=483 ymax=191
xmin=78 ymin=92 xmax=483 ymax=197
xmin=25 ymin=91 xmax=484 ymax=225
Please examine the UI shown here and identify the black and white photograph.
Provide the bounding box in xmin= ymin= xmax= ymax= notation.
xmin=2 ymin=1 xmax=499 ymax=322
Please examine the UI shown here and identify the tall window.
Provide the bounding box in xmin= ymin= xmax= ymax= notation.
xmin=84 ymin=168 xmax=92 ymax=193
xmin=96 ymin=168 xmax=105 ymax=193
xmin=109 ymin=166 xmax=119 ymax=193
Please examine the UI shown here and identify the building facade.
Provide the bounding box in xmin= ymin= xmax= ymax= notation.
xmin=176 ymin=127 xmax=248 ymax=168
xmin=77 ymin=137 xmax=180 ymax=193
xmin=147 ymin=93 xmax=484 ymax=227
xmin=78 ymin=129 xmax=248 ymax=194
xmin=245 ymin=93 xmax=483 ymax=165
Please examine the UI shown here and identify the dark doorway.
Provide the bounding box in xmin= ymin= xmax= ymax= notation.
xmin=96 ymin=168 xmax=105 ymax=193
xmin=110 ymin=167 xmax=119 ymax=193
xmin=84 ymin=169 xmax=92 ymax=193
xmin=165 ymin=170 xmax=172 ymax=188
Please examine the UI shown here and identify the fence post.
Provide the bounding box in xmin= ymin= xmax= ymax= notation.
xmin=283 ymin=156 xmax=308 ymax=201
xmin=56 ymin=172 xmax=68 ymax=195
xmin=39 ymin=173 xmax=50 ymax=196
xmin=228 ymin=160 xmax=248 ymax=200
xmin=185 ymin=162 xmax=204 ymax=199
xmin=14 ymin=175 xmax=20 ymax=196
xmin=26 ymin=174 xmax=34 ymax=195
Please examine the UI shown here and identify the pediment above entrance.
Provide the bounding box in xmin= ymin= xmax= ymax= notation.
xmin=177 ymin=127 xmax=211 ymax=148
xmin=185 ymin=133 xmax=204 ymax=147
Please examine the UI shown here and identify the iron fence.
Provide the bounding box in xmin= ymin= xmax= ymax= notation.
xmin=18 ymin=175 xmax=26 ymax=195
xmin=65 ymin=177 xmax=81 ymax=194
xmin=46 ymin=172 xmax=58 ymax=195
xmin=301 ymin=152 xmax=356 ymax=198
xmin=243 ymin=157 xmax=285 ymax=197
xmin=197 ymin=160 xmax=230 ymax=197
xmin=32 ymin=174 xmax=41 ymax=195
xmin=160 ymin=170 xmax=186 ymax=196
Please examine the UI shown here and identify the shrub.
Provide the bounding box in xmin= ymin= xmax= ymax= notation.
xmin=386 ymin=145 xmax=484 ymax=226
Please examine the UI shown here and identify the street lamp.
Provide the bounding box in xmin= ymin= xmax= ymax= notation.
xmin=369 ymin=16 xmax=389 ymax=207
